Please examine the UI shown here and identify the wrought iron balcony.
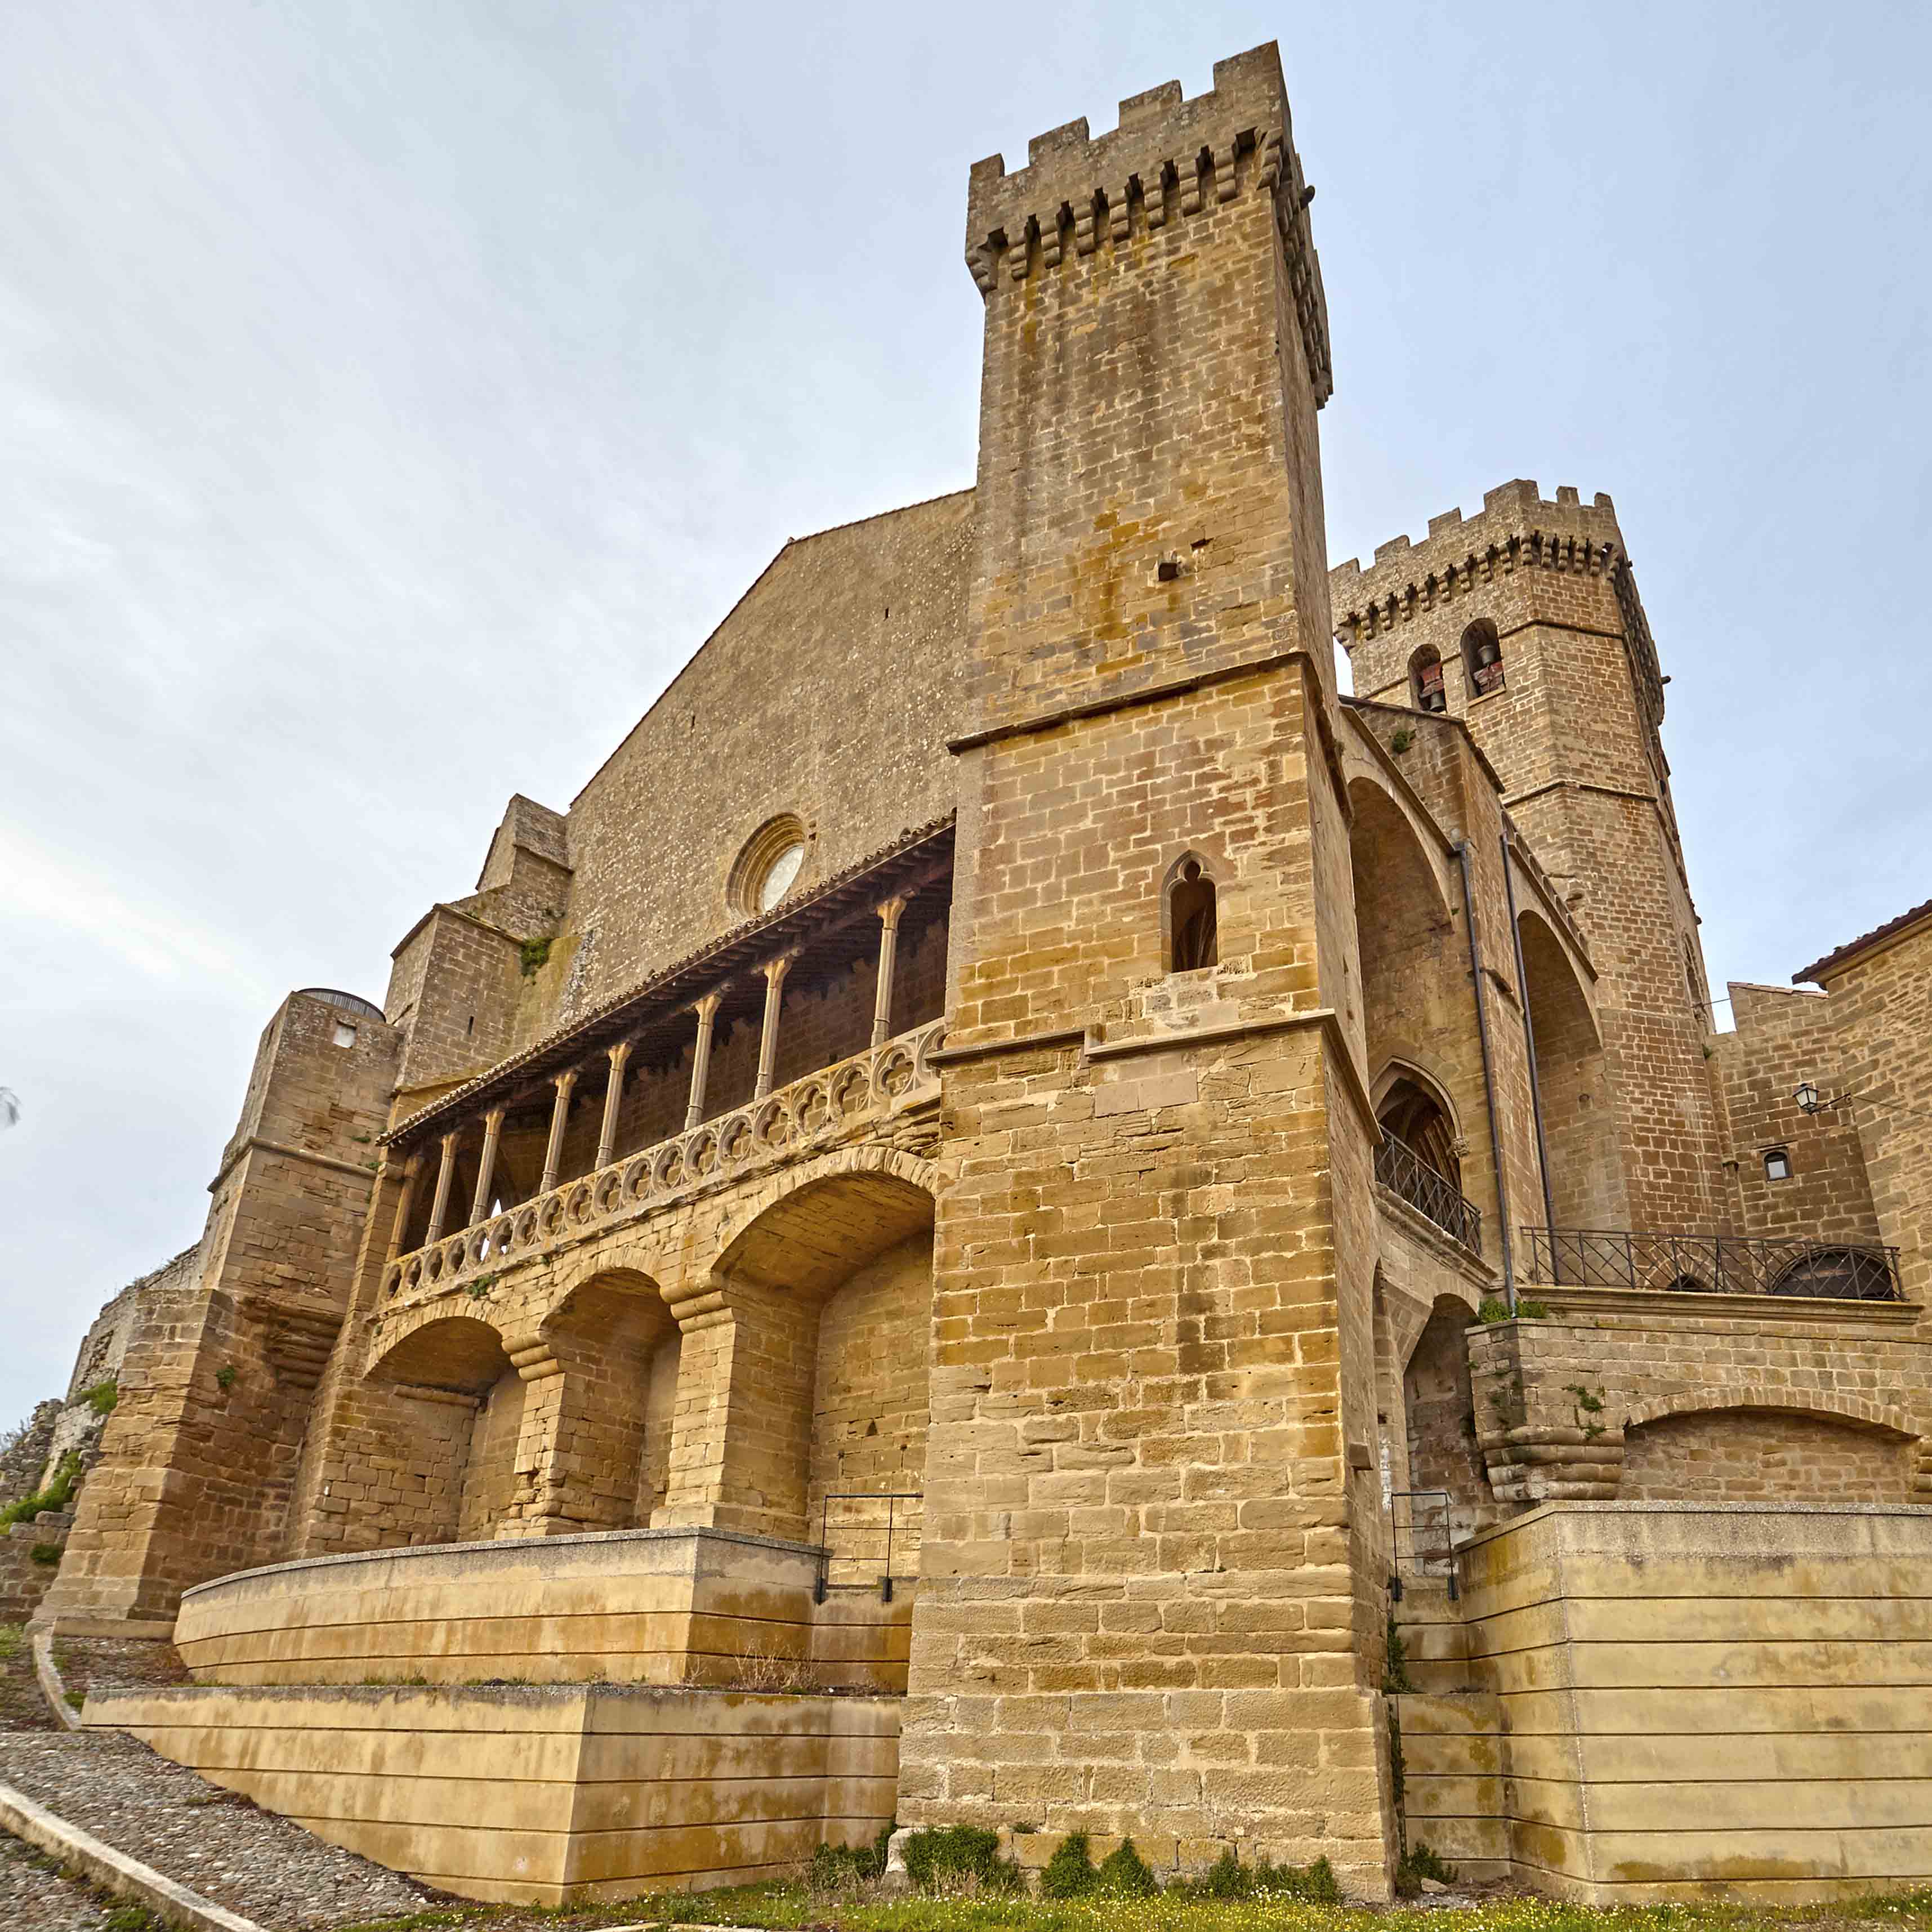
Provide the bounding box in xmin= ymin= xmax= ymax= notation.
xmin=1375 ymin=1131 xmax=1483 ymax=1255
xmin=1520 ymin=1226 xmax=1903 ymax=1301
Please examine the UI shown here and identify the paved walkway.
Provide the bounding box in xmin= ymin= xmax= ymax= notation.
xmin=0 ymin=1729 xmax=437 ymax=1929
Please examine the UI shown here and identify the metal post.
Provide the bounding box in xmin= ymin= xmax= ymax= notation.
xmin=1454 ymin=843 xmax=1516 ymax=1309
xmin=1501 ymin=832 xmax=1560 ymax=1259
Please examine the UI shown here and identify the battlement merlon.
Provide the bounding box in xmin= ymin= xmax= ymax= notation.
xmin=963 ymin=42 xmax=1332 ymax=408
xmin=1330 ymin=480 xmax=1628 ymax=642
xmin=1331 ymin=479 xmax=1667 ymax=731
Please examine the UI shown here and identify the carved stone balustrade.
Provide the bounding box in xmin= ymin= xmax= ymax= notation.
xmin=382 ymin=1019 xmax=945 ymax=1304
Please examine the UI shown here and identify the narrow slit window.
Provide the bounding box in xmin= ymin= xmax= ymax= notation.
xmin=1168 ymin=859 xmax=1217 ymax=971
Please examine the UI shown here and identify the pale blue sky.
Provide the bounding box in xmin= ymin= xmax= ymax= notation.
xmin=3 ymin=1 xmax=1928 ymax=1424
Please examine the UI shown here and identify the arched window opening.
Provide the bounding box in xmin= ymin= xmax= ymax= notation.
xmin=1462 ymin=619 xmax=1505 ymax=697
xmin=1410 ymin=646 xmax=1447 ymax=714
xmin=1167 ymin=858 xmax=1218 ymax=972
xmin=1377 ymin=1074 xmax=1461 ymax=1192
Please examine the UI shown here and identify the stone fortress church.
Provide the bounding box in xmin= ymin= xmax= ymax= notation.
xmin=24 ymin=40 xmax=1932 ymax=1911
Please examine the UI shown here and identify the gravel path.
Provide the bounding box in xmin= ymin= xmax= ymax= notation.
xmin=0 ymin=1730 xmax=439 ymax=1929
xmin=0 ymin=1829 xmax=138 ymax=1930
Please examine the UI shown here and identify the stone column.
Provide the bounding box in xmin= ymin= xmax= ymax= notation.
xmin=596 ymin=1040 xmax=632 ymax=1169
xmin=871 ymin=894 xmax=909 ymax=1048
xmin=754 ymin=955 xmax=794 ymax=1100
xmin=423 ymin=1131 xmax=459 ymax=1247
xmin=383 ymin=1153 xmax=423 ymax=1263
xmin=684 ymin=992 xmax=725 ymax=1130
xmin=539 ymin=1069 xmax=578 ymax=1195
xmin=467 ymin=1107 xmax=506 ymax=1227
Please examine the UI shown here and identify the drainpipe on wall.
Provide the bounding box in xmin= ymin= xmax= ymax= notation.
xmin=1501 ymin=832 xmax=1560 ymax=1263
xmin=1454 ymin=841 xmax=1515 ymax=1313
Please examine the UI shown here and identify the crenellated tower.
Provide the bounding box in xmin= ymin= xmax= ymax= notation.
xmin=902 ymin=47 xmax=1396 ymax=1891
xmin=1334 ymin=482 xmax=1724 ymax=1234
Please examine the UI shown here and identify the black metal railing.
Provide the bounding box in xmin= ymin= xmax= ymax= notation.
xmin=1375 ymin=1133 xmax=1483 ymax=1254
xmin=1389 ymin=1488 xmax=1457 ymax=1599
xmin=1520 ymin=1227 xmax=1902 ymax=1301
xmin=814 ymin=1491 xmax=922 ymax=1604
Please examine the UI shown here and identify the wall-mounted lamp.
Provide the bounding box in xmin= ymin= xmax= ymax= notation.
xmin=1793 ymin=1081 xmax=1822 ymax=1115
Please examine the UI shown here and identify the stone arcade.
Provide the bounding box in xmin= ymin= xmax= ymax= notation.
xmin=28 ymin=42 xmax=1932 ymax=1911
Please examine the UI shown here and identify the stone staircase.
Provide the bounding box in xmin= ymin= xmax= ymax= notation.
xmin=1390 ymin=1576 xmax=1511 ymax=1879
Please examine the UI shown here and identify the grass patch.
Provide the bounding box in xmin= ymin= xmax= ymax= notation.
xmin=0 ymin=1623 xmax=25 ymax=1661
xmin=328 ymin=1879 xmax=1932 ymax=1932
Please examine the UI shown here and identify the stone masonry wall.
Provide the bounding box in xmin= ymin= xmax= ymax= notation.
xmin=1812 ymin=917 xmax=1932 ymax=1305
xmin=1621 ymin=1406 xmax=1913 ymax=1503
xmin=1335 ymin=485 xmax=1723 ymax=1235
xmin=904 ymin=51 xmax=1391 ymax=1891
xmin=1466 ymin=1293 xmax=1928 ymax=1508
xmin=1712 ymin=983 xmax=1880 ymax=1246
xmin=41 ymin=993 xmax=401 ymax=1625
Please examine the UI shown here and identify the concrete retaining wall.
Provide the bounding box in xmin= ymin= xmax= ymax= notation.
xmin=1452 ymin=1501 xmax=1932 ymax=1902
xmin=86 ymin=1682 xmax=900 ymax=1906
xmin=173 ymin=1526 xmax=911 ymax=1693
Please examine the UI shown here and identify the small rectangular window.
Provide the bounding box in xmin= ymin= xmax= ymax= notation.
xmin=1764 ymin=1147 xmax=1791 ymax=1182
xmin=333 ymin=1021 xmax=358 ymax=1049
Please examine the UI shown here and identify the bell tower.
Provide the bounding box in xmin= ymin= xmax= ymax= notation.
xmin=900 ymin=47 xmax=1397 ymax=1893
xmin=1335 ymin=483 xmax=1724 ymax=1233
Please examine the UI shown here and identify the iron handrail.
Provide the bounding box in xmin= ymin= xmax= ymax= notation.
xmin=814 ymin=1490 xmax=922 ymax=1604
xmin=1388 ymin=1488 xmax=1457 ymax=1600
xmin=1375 ymin=1132 xmax=1483 ymax=1255
xmin=1520 ymin=1226 xmax=1902 ymax=1301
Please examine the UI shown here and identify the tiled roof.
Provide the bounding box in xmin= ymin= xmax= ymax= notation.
xmin=1794 ymin=895 xmax=1932 ymax=985
xmin=382 ymin=813 xmax=956 ymax=1146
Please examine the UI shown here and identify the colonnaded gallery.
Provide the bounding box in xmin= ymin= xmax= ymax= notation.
xmin=21 ymin=40 xmax=1932 ymax=1912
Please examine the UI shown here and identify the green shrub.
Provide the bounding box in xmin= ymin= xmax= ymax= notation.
xmin=1384 ymin=1616 xmax=1412 ymax=1694
xmin=82 ymin=1381 xmax=117 ymax=1416
xmin=29 ymin=1543 xmax=60 ymax=1567
xmin=1263 ymin=1853 xmax=1341 ymax=1901
xmin=519 ymin=937 xmax=552 ymax=977
xmin=902 ymin=1823 xmax=1020 ymax=1893
xmin=1038 ymin=1831 xmax=1097 ymax=1899
xmin=1197 ymin=1847 xmax=1246 ymax=1899
xmin=1476 ymin=1295 xmax=1550 ymax=1323
xmin=1095 ymin=1837 xmax=1159 ymax=1897
xmin=808 ymin=1823 xmax=893 ymax=1891
xmin=1170 ymin=1848 xmax=1340 ymax=1903
xmin=0 ymin=1453 xmax=82 ymax=1529
xmin=1396 ymin=1841 xmax=1458 ymax=1894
